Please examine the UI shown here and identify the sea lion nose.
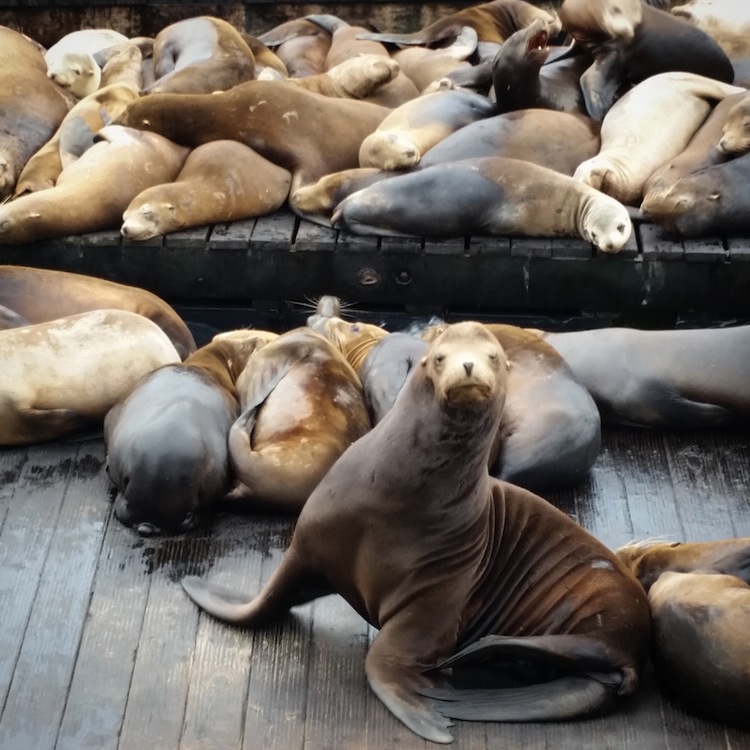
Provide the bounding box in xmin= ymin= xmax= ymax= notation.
xmin=463 ymin=361 xmax=474 ymax=375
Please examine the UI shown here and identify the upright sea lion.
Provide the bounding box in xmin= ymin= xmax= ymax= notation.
xmin=0 ymin=309 xmax=180 ymax=446
xmin=182 ymin=321 xmax=650 ymax=744
xmin=538 ymin=325 xmax=750 ymax=427
xmin=104 ymin=332 xmax=275 ymax=535
xmin=573 ymin=71 xmax=744 ymax=205
xmin=0 ymin=265 xmax=196 ymax=360
xmin=333 ymin=156 xmax=632 ymax=253
xmin=358 ymin=89 xmax=496 ymax=170
xmin=227 ymin=327 xmax=371 ymax=514
xmin=146 ymin=16 xmax=256 ymax=95
xmin=44 ymin=28 xmax=129 ymax=98
xmin=0 ymin=125 xmax=189 ymax=243
xmin=113 ymin=79 xmax=390 ymax=190
xmin=559 ymin=0 xmax=735 ymax=120
xmin=0 ymin=26 xmax=72 ymax=199
xmin=121 ymin=140 xmax=291 ymax=240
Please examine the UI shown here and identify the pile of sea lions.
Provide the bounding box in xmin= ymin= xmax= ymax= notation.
xmin=2 ymin=0 xmax=750 ymax=244
xmin=2 ymin=264 xmax=750 ymax=739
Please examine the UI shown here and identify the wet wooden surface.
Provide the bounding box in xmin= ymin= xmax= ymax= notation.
xmin=1 ymin=426 xmax=749 ymax=750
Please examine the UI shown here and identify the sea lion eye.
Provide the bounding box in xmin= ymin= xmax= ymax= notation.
xmin=434 ymin=354 xmax=445 ymax=365
xmin=489 ymin=352 xmax=499 ymax=363
xmin=351 ymin=324 xmax=360 ymax=332
xmin=617 ymin=224 xmax=626 ymax=233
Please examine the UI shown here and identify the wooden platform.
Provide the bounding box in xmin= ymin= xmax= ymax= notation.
xmin=1 ymin=426 xmax=749 ymax=750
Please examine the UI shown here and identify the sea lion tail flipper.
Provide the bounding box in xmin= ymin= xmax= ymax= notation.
xmin=420 ymin=674 xmax=617 ymax=721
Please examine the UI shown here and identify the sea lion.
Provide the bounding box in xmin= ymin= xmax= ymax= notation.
xmin=96 ymin=40 xmax=145 ymax=89
xmin=573 ymin=71 xmax=744 ymax=205
xmin=113 ymin=79 xmax=390 ymax=191
xmin=358 ymin=89 xmax=496 ymax=170
xmin=558 ymin=0 xmax=735 ymax=120
xmin=646 ymin=571 xmax=750 ymax=728
xmin=717 ymin=92 xmax=750 ymax=155
xmin=641 ymin=90 xmax=747 ymax=204
xmin=490 ymin=18 xmax=588 ymax=114
xmin=13 ymin=82 xmax=141 ymax=196
xmin=0 ymin=125 xmax=189 ymax=243
xmin=146 ymin=16 xmax=256 ymax=95
xmin=0 ymin=26 xmax=72 ymax=199
xmin=104 ymin=332 xmax=275 ymax=536
xmin=182 ymin=320 xmax=650 ymax=744
xmin=672 ymin=0 xmax=750 ymax=60
xmin=357 ymin=0 xmax=560 ymax=46
xmin=333 ymin=156 xmax=632 ymax=253
xmin=537 ymin=325 xmax=750 ymax=427
xmin=121 ymin=140 xmax=291 ymax=240
xmin=0 ymin=265 xmax=196 ymax=360
xmin=239 ymin=32 xmax=289 ymax=80
xmin=257 ymin=18 xmax=331 ymax=78
xmin=392 ymin=32 xmax=476 ymax=92
xmin=0 ymin=309 xmax=180 ymax=446
xmin=226 ymin=327 xmax=371 ymax=514
xmin=616 ymin=537 xmax=750 ymax=591
xmin=44 ymin=28 xmax=129 ymax=98
xmin=418 ymin=108 xmax=600 ymax=175
xmin=640 ymin=151 xmax=750 ymax=236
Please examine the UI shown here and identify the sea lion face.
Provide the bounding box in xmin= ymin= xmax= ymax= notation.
xmin=640 ymin=179 xmax=720 ymax=235
xmin=121 ymin=200 xmax=179 ymax=241
xmin=47 ymin=52 xmax=100 ymax=98
xmin=359 ymin=130 xmax=421 ymax=170
xmin=579 ymin=195 xmax=632 ymax=253
xmin=421 ymin=321 xmax=509 ymax=411
xmin=717 ymin=98 xmax=750 ymax=155
xmin=560 ymin=0 xmax=641 ymax=43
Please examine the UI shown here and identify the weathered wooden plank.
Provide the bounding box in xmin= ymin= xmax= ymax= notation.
xmin=682 ymin=238 xmax=726 ymax=263
xmin=208 ymin=221 xmax=255 ymax=251
xmin=251 ymin=210 xmax=296 ymax=253
xmin=293 ymin=218 xmax=337 ymax=252
xmin=0 ymin=441 xmax=108 ymax=750
xmin=0 ymin=448 xmax=28 ymax=530
xmin=164 ymin=226 xmax=211 ymax=249
xmin=638 ymin=223 xmax=684 ymax=261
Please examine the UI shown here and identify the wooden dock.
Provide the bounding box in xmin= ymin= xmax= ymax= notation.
xmin=2 ymin=426 xmax=750 ymax=750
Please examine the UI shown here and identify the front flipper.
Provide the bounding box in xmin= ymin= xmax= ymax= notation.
xmin=421 ymin=674 xmax=617 ymax=721
xmin=580 ymin=50 xmax=625 ymax=121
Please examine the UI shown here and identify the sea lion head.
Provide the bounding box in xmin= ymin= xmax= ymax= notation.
xmin=717 ymin=96 xmax=750 ymax=155
xmin=421 ymin=320 xmax=509 ymax=413
xmin=121 ymin=199 xmax=178 ymax=241
xmin=359 ymin=129 xmax=422 ymax=171
xmin=579 ymin=192 xmax=632 ymax=253
xmin=47 ymin=51 xmax=102 ymax=98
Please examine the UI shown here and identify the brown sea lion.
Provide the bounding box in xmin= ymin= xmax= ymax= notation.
xmin=113 ymin=79 xmax=390 ymax=191
xmin=104 ymin=331 xmax=276 ymax=536
xmin=573 ymin=71 xmax=744 ymax=205
xmin=182 ymin=320 xmax=650 ymax=744
xmin=146 ymin=16 xmax=256 ymax=95
xmin=0 ymin=265 xmax=196 ymax=360
xmin=121 ymin=140 xmax=291 ymax=241
xmin=0 ymin=309 xmax=180 ymax=446
xmin=392 ymin=34 xmax=476 ymax=93
xmin=616 ymin=537 xmax=750 ymax=591
xmin=357 ymin=0 xmax=560 ymax=46
xmin=418 ymin=108 xmax=600 ymax=175
xmin=13 ymin=82 xmax=141 ymax=196
xmin=239 ymin=32 xmax=289 ymax=79
xmin=0 ymin=26 xmax=72 ymax=199
xmin=0 ymin=125 xmax=189 ymax=243
xmin=647 ymin=571 xmax=750 ymax=728
xmin=226 ymin=327 xmax=372 ymax=514
xmin=333 ymin=156 xmax=632 ymax=253
xmin=717 ymin=92 xmax=750 ymax=155
xmin=538 ymin=325 xmax=750 ymax=427
xmin=559 ymin=0 xmax=735 ymax=120
xmin=257 ymin=18 xmax=331 ymax=78
xmin=358 ymin=89 xmax=496 ymax=170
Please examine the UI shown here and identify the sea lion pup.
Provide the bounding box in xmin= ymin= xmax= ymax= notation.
xmin=226 ymin=327 xmax=371 ymax=514
xmin=182 ymin=320 xmax=650 ymax=744
xmin=490 ymin=19 xmax=588 ymax=114
xmin=573 ymin=71 xmax=744 ymax=206
xmin=333 ymin=157 xmax=632 ymax=253
xmin=0 ymin=125 xmax=189 ymax=244
xmin=537 ymin=325 xmax=750 ymax=427
xmin=145 ymin=16 xmax=256 ymax=95
xmin=121 ymin=140 xmax=292 ymax=241
xmin=0 ymin=265 xmax=196 ymax=360
xmin=113 ymin=79 xmax=390 ymax=191
xmin=418 ymin=108 xmax=600 ymax=176
xmin=640 ymin=151 xmax=750 ymax=237
xmin=0 ymin=309 xmax=180 ymax=446
xmin=257 ymin=18 xmax=332 ymax=78
xmin=717 ymin=93 xmax=750 ymax=155
xmin=616 ymin=537 xmax=750 ymax=592
xmin=44 ymin=28 xmax=129 ymax=99
xmin=558 ymin=0 xmax=735 ymax=121
xmin=672 ymin=0 xmax=750 ymax=60
xmin=647 ymin=571 xmax=750 ymax=728
xmin=641 ymin=90 xmax=747 ymax=204
xmin=104 ymin=331 xmax=275 ymax=536
xmin=13 ymin=82 xmax=141 ymax=196
xmin=358 ymin=89 xmax=496 ymax=170
xmin=357 ymin=0 xmax=561 ymax=46
xmin=0 ymin=27 xmax=72 ymax=199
